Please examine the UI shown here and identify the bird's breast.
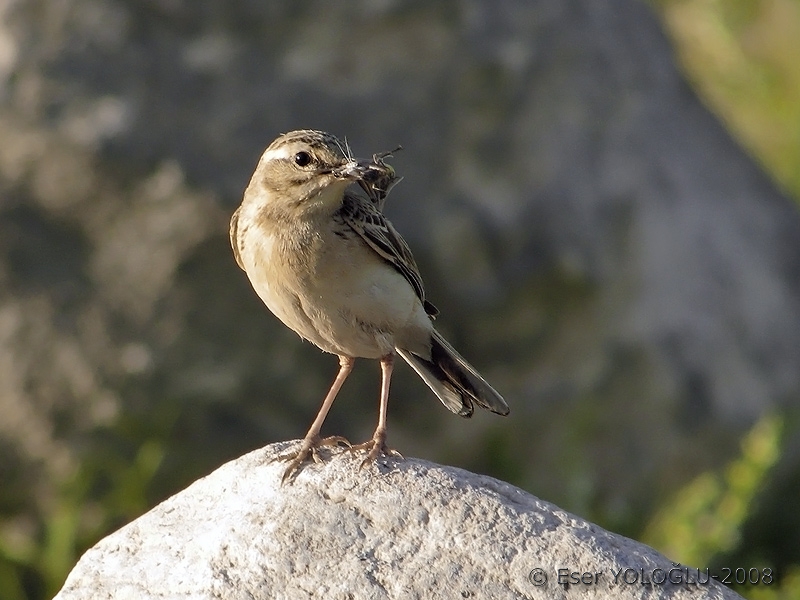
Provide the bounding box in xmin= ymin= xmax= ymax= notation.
xmin=238 ymin=214 xmax=429 ymax=358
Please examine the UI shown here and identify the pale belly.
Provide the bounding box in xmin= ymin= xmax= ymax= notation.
xmin=240 ymin=224 xmax=431 ymax=359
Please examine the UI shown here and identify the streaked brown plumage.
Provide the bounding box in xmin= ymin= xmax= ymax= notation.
xmin=230 ymin=129 xmax=508 ymax=480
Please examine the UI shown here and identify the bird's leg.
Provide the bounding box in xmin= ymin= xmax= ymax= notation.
xmin=350 ymin=353 xmax=402 ymax=466
xmin=278 ymin=355 xmax=355 ymax=482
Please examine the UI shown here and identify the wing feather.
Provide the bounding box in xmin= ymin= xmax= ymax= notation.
xmin=229 ymin=207 xmax=245 ymax=270
xmin=338 ymin=193 xmax=438 ymax=318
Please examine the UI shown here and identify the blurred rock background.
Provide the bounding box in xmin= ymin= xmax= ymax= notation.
xmin=1 ymin=0 xmax=799 ymax=598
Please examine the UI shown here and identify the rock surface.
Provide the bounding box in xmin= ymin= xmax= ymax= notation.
xmin=55 ymin=443 xmax=742 ymax=600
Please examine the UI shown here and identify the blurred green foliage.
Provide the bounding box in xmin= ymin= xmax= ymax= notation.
xmin=0 ymin=429 xmax=167 ymax=599
xmin=649 ymin=2 xmax=800 ymax=588
xmin=654 ymin=0 xmax=800 ymax=201
xmin=644 ymin=414 xmax=782 ymax=565
xmin=644 ymin=414 xmax=800 ymax=597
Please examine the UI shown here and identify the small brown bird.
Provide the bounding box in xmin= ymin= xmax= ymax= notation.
xmin=230 ymin=130 xmax=508 ymax=480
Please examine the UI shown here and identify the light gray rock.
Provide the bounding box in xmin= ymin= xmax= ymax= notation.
xmin=55 ymin=442 xmax=742 ymax=600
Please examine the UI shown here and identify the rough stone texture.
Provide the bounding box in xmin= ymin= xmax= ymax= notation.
xmin=55 ymin=443 xmax=742 ymax=600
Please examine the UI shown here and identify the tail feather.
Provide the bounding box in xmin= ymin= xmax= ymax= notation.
xmin=397 ymin=331 xmax=509 ymax=418
xmin=396 ymin=348 xmax=473 ymax=416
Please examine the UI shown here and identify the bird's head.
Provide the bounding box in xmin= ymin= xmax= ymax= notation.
xmin=246 ymin=130 xmax=372 ymax=216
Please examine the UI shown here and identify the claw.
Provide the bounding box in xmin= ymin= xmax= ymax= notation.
xmin=276 ymin=435 xmax=352 ymax=482
xmin=347 ymin=430 xmax=402 ymax=469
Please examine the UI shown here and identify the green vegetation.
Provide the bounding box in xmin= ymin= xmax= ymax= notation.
xmin=0 ymin=434 xmax=167 ymax=599
xmin=644 ymin=415 xmax=782 ymax=565
xmin=644 ymin=414 xmax=800 ymax=597
xmin=648 ymin=3 xmax=800 ymax=589
xmin=654 ymin=0 xmax=800 ymax=201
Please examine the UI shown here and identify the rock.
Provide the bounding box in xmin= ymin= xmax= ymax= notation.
xmin=55 ymin=443 xmax=742 ymax=600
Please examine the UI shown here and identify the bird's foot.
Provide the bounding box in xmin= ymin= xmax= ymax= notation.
xmin=276 ymin=435 xmax=351 ymax=482
xmin=348 ymin=429 xmax=402 ymax=468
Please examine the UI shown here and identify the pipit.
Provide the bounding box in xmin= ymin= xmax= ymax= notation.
xmin=230 ymin=130 xmax=509 ymax=481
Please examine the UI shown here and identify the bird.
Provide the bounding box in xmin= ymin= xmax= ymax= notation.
xmin=230 ymin=129 xmax=509 ymax=480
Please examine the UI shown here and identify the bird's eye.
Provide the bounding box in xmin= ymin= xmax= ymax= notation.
xmin=294 ymin=151 xmax=312 ymax=167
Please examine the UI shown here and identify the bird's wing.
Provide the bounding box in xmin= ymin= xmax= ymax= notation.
xmin=229 ymin=207 xmax=245 ymax=270
xmin=338 ymin=193 xmax=438 ymax=318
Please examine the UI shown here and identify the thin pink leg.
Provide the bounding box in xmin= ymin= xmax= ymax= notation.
xmin=350 ymin=353 xmax=401 ymax=465
xmin=280 ymin=355 xmax=354 ymax=481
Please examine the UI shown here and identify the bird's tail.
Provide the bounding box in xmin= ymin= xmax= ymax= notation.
xmin=397 ymin=330 xmax=509 ymax=418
